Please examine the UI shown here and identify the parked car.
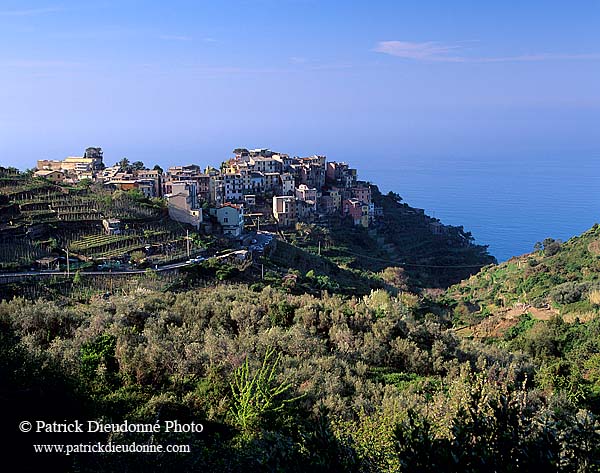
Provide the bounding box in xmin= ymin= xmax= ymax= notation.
xmin=186 ymin=257 xmax=206 ymax=264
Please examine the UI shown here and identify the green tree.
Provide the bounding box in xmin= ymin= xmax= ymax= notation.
xmin=543 ymin=238 xmax=562 ymax=256
xmin=80 ymin=334 xmax=117 ymax=381
xmin=117 ymin=158 xmax=130 ymax=171
xmin=387 ymin=191 xmax=403 ymax=203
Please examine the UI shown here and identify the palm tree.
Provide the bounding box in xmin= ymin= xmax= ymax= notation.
xmin=118 ymin=158 xmax=130 ymax=171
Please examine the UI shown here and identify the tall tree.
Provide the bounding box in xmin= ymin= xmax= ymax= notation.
xmin=118 ymin=158 xmax=130 ymax=171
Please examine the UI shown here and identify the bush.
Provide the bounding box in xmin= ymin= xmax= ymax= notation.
xmin=80 ymin=334 xmax=118 ymax=381
xmin=589 ymin=289 xmax=600 ymax=307
xmin=543 ymin=238 xmax=562 ymax=256
xmin=228 ymin=347 xmax=302 ymax=434
xmin=505 ymin=313 xmax=536 ymax=340
xmin=551 ymin=282 xmax=584 ymax=305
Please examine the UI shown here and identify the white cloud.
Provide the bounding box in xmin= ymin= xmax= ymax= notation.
xmin=159 ymin=34 xmax=192 ymax=41
xmin=373 ymin=41 xmax=464 ymax=62
xmin=0 ymin=7 xmax=63 ymax=16
xmin=374 ymin=40 xmax=600 ymax=63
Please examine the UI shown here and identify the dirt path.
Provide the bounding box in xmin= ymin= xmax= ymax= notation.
xmin=459 ymin=304 xmax=559 ymax=339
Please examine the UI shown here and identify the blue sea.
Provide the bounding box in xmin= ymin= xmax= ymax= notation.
xmin=361 ymin=155 xmax=600 ymax=262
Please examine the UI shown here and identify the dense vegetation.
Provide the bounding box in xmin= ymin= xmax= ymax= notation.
xmin=436 ymin=223 xmax=600 ymax=444
xmin=2 ymin=282 xmax=599 ymax=472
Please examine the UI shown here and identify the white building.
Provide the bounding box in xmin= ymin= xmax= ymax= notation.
xmin=209 ymin=204 xmax=244 ymax=237
xmin=273 ymin=196 xmax=297 ymax=227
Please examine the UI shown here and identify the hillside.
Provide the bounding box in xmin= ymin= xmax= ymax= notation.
xmin=446 ymin=224 xmax=600 ymax=327
xmin=0 ymin=170 xmax=210 ymax=272
xmin=1 ymin=167 xmax=495 ymax=298
xmin=5 ymin=167 xmax=600 ymax=471
xmin=439 ymin=225 xmax=600 ymax=414
xmin=278 ymin=186 xmax=496 ymax=290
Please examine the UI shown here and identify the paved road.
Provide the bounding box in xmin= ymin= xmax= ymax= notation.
xmin=0 ymin=247 xmax=262 ymax=280
xmin=0 ymin=260 xmax=192 ymax=279
xmin=248 ymin=231 xmax=275 ymax=252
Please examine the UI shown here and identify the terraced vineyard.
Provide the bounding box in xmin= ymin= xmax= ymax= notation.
xmin=0 ymin=240 xmax=51 ymax=270
xmin=66 ymin=230 xmax=191 ymax=260
xmin=1 ymin=170 xmax=211 ymax=269
xmin=7 ymin=185 xmax=66 ymax=203
xmin=2 ymin=174 xmax=162 ymax=225
xmin=68 ymin=234 xmax=141 ymax=252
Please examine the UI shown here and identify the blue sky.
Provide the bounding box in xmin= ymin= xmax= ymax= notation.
xmin=1 ymin=0 xmax=599 ymax=169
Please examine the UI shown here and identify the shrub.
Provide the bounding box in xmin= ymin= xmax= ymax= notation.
xmin=551 ymin=282 xmax=584 ymax=305
xmin=543 ymin=238 xmax=562 ymax=256
xmin=228 ymin=347 xmax=302 ymax=434
xmin=504 ymin=313 xmax=536 ymax=341
xmin=80 ymin=333 xmax=118 ymax=381
xmin=589 ymin=289 xmax=600 ymax=307
xmin=269 ymin=301 xmax=295 ymax=327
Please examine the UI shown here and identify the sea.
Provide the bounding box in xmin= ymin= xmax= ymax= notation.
xmin=361 ymin=155 xmax=600 ymax=262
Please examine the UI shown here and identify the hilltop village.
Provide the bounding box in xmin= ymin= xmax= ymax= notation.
xmin=35 ymin=146 xmax=383 ymax=238
xmin=0 ymin=146 xmax=495 ymax=293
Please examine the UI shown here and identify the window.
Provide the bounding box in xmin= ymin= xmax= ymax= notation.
xmin=224 ymin=217 xmax=228 ymax=222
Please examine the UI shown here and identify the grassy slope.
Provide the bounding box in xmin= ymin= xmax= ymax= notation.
xmin=441 ymin=225 xmax=600 ymax=412
xmin=447 ymin=224 xmax=600 ymax=316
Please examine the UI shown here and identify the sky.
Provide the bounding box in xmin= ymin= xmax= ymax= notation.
xmin=0 ymin=0 xmax=599 ymax=170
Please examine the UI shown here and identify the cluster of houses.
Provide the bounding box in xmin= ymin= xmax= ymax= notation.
xmin=36 ymin=147 xmax=383 ymax=239
xmin=35 ymin=147 xmax=104 ymax=184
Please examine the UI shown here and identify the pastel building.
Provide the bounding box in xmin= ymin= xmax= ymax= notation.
xmin=167 ymin=181 xmax=202 ymax=229
xmin=279 ymin=173 xmax=295 ymax=196
xmin=351 ymin=185 xmax=372 ymax=205
xmin=209 ymin=203 xmax=245 ymax=237
xmin=343 ymin=198 xmax=369 ymax=228
xmin=273 ymin=196 xmax=297 ymax=227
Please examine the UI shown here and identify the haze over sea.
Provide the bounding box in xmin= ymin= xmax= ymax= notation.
xmin=362 ymin=154 xmax=600 ymax=262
